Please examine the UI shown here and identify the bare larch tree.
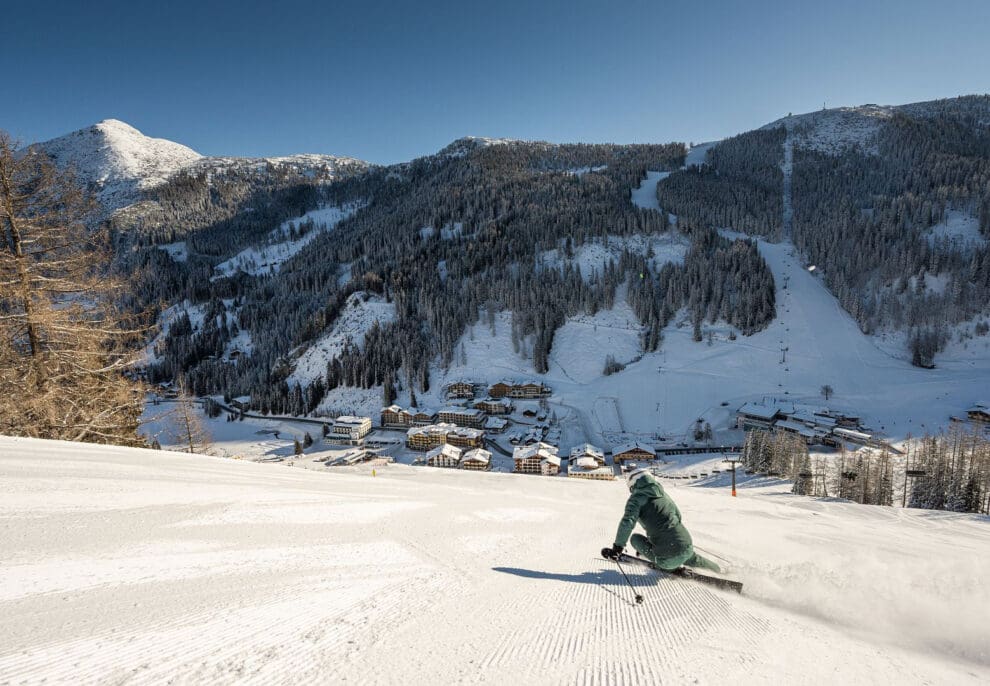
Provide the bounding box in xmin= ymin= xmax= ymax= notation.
xmin=0 ymin=131 xmax=144 ymax=444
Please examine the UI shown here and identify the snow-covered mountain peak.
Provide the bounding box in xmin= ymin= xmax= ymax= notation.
xmin=33 ymin=119 xmax=202 ymax=210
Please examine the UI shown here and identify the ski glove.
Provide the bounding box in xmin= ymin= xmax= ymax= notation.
xmin=604 ymin=544 xmax=623 ymax=559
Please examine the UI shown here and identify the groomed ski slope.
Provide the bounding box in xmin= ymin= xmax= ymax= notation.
xmin=1 ymin=436 xmax=987 ymax=684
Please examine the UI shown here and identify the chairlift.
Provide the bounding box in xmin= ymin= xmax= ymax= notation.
xmin=905 ymin=469 xmax=927 ymax=477
xmin=841 ymin=471 xmax=858 ymax=481
xmin=798 ymin=471 xmax=813 ymax=479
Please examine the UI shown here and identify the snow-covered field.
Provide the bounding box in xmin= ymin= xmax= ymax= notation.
xmin=1 ymin=435 xmax=987 ymax=684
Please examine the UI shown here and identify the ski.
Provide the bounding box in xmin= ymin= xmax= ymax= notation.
xmin=601 ymin=550 xmax=743 ymax=594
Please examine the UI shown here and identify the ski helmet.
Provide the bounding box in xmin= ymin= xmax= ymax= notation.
xmin=626 ymin=466 xmax=651 ymax=490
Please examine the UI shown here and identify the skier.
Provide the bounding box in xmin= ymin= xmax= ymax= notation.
xmin=604 ymin=466 xmax=721 ymax=573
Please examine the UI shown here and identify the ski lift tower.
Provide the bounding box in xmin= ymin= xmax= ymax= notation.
xmin=723 ymin=454 xmax=742 ymax=497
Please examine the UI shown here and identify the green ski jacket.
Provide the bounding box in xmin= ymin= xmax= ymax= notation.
xmin=613 ymin=474 xmax=693 ymax=556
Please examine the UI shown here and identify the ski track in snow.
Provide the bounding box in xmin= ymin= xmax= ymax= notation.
xmin=1 ymin=436 xmax=988 ymax=684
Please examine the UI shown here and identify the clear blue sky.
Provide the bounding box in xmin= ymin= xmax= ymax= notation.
xmin=3 ymin=0 xmax=988 ymax=164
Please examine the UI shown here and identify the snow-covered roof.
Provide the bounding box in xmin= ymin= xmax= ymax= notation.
xmin=492 ymin=378 xmax=546 ymax=388
xmin=334 ymin=415 xmax=371 ymax=426
xmin=513 ymin=443 xmax=559 ymax=461
xmin=541 ymin=455 xmax=562 ymax=467
xmin=413 ymin=408 xmax=437 ymax=417
xmin=834 ymin=427 xmax=873 ymax=441
xmin=968 ymin=401 xmax=990 ymax=412
xmin=476 ymin=397 xmax=512 ymax=406
xmin=484 ymin=417 xmax=509 ymax=429
xmin=612 ymin=442 xmax=656 ymax=457
xmin=426 ymin=444 xmax=462 ymax=461
xmin=448 ymin=427 xmax=484 ymax=439
xmin=569 ymin=443 xmax=604 ymax=459
xmin=407 ymin=422 xmax=458 ymax=437
xmin=790 ymin=410 xmax=836 ymax=427
xmin=382 ymin=404 xmax=409 ymax=414
xmin=737 ymin=403 xmax=780 ymax=420
xmin=573 ymin=456 xmax=601 ymax=469
xmin=775 ymin=419 xmax=818 ymax=438
xmin=232 ymin=395 xmax=251 ymax=404
xmin=461 ymin=448 xmax=491 ymax=464
xmin=440 ymin=406 xmax=482 ymax=417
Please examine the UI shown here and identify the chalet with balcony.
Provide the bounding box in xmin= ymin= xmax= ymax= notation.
xmin=438 ymin=406 xmax=485 ymax=428
xmin=381 ymin=404 xmax=413 ymax=427
xmin=426 ymin=444 xmax=463 ymax=468
xmin=488 ymin=380 xmax=552 ymax=399
xmin=411 ymin=408 xmax=438 ymax=426
xmin=612 ymin=442 xmax=657 ymax=466
xmin=461 ymin=448 xmax=492 ymax=471
xmin=474 ymin=397 xmax=513 ymax=415
xmin=446 ymin=426 xmax=485 ymax=449
xmin=513 ymin=442 xmax=560 ymax=475
xmin=569 ymin=443 xmax=606 ymax=467
xmin=568 ymin=457 xmax=616 ymax=481
xmin=406 ymin=423 xmax=456 ymax=451
xmin=445 ymin=380 xmax=476 ymax=399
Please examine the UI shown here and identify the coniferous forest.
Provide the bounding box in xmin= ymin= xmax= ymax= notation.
xmin=124 ymin=139 xmax=778 ymax=415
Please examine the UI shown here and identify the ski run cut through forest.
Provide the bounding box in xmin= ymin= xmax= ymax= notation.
xmin=1 ymin=436 xmax=988 ymax=685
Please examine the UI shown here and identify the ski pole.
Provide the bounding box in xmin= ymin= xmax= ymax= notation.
xmin=614 ymin=557 xmax=644 ymax=605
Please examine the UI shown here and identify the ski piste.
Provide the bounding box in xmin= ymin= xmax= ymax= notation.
xmin=601 ymin=549 xmax=744 ymax=594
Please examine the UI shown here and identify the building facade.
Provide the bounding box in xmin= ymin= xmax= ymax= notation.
xmin=438 ymin=407 xmax=485 ymax=428
xmin=381 ymin=405 xmax=413 ymax=427
xmin=612 ymin=442 xmax=657 ymax=465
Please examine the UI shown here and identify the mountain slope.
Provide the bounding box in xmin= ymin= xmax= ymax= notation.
xmin=1 ymin=435 xmax=986 ymax=683
xmin=32 ymin=119 xmax=202 ymax=209
xmin=762 ymin=96 xmax=990 ymax=155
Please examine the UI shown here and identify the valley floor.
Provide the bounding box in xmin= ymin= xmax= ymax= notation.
xmin=1 ymin=435 xmax=987 ymax=684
